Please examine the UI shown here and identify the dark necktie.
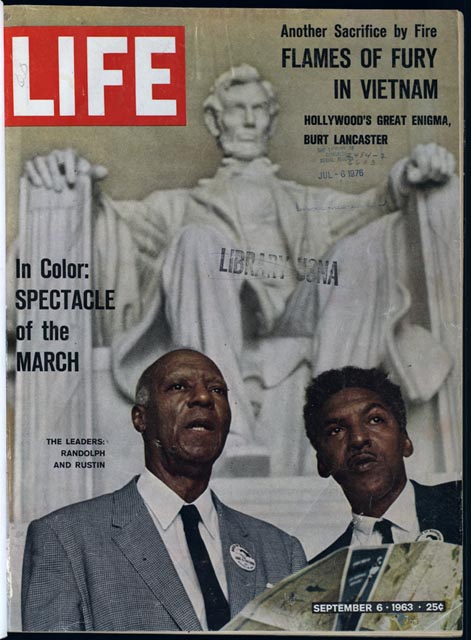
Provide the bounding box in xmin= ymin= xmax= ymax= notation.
xmin=180 ymin=505 xmax=230 ymax=630
xmin=373 ymin=518 xmax=394 ymax=544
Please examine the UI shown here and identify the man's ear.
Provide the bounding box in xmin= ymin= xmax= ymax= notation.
xmin=132 ymin=405 xmax=146 ymax=434
xmin=204 ymin=107 xmax=221 ymax=139
xmin=402 ymin=433 xmax=414 ymax=458
xmin=316 ymin=452 xmax=331 ymax=478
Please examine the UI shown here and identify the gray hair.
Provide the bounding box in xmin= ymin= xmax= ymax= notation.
xmin=203 ymin=64 xmax=279 ymax=119
xmin=135 ymin=382 xmax=150 ymax=407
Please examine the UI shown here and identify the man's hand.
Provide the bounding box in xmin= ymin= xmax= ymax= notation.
xmin=404 ymin=143 xmax=455 ymax=186
xmin=24 ymin=148 xmax=108 ymax=192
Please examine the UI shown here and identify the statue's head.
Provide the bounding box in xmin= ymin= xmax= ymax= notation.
xmin=203 ymin=64 xmax=279 ymax=161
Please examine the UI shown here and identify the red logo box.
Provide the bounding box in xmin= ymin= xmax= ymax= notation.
xmin=5 ymin=26 xmax=186 ymax=126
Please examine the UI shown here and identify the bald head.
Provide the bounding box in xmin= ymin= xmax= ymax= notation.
xmin=135 ymin=349 xmax=225 ymax=407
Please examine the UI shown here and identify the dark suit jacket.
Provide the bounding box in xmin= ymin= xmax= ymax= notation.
xmin=22 ymin=477 xmax=306 ymax=631
xmin=310 ymin=480 xmax=462 ymax=564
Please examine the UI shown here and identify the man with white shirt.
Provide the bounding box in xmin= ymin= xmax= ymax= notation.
xmin=21 ymin=349 xmax=306 ymax=631
xmin=303 ymin=366 xmax=461 ymax=563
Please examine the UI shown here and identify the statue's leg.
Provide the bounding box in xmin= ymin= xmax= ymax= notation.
xmin=161 ymin=224 xmax=268 ymax=473
xmin=273 ymin=278 xmax=317 ymax=339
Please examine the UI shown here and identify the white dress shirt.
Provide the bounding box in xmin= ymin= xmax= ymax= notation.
xmin=351 ymin=480 xmax=421 ymax=546
xmin=137 ymin=468 xmax=228 ymax=629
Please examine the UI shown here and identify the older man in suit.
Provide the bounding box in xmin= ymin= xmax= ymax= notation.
xmin=303 ymin=366 xmax=461 ymax=563
xmin=21 ymin=349 xmax=306 ymax=631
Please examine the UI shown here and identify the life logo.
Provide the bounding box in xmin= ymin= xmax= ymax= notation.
xmin=4 ymin=26 xmax=186 ymax=126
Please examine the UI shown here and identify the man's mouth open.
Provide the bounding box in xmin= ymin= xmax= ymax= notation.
xmin=185 ymin=419 xmax=215 ymax=432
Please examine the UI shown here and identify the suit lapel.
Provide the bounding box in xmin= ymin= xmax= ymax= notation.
xmin=412 ymin=480 xmax=447 ymax=538
xmin=111 ymin=480 xmax=202 ymax=631
xmin=336 ymin=523 xmax=354 ymax=550
xmin=311 ymin=523 xmax=354 ymax=564
xmin=214 ymin=494 xmax=258 ymax=617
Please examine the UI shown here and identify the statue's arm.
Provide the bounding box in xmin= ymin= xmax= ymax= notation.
xmin=22 ymin=147 xmax=185 ymax=259
xmin=24 ymin=148 xmax=107 ymax=191
xmin=388 ymin=142 xmax=455 ymax=210
xmin=21 ymin=148 xmax=187 ymax=341
xmin=303 ymin=143 xmax=455 ymax=254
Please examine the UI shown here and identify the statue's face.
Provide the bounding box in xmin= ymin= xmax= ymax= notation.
xmin=216 ymin=81 xmax=272 ymax=160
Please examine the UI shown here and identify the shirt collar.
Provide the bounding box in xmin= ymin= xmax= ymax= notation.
xmin=352 ymin=480 xmax=417 ymax=535
xmin=137 ymin=468 xmax=219 ymax=538
xmin=383 ymin=479 xmax=417 ymax=531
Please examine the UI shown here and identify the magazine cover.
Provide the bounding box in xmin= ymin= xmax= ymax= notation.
xmin=4 ymin=5 xmax=463 ymax=634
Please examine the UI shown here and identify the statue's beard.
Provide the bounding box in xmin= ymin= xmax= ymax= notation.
xmin=219 ymin=132 xmax=268 ymax=161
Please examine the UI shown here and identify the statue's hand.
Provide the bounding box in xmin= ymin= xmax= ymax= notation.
xmin=405 ymin=143 xmax=455 ymax=186
xmin=24 ymin=148 xmax=108 ymax=192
